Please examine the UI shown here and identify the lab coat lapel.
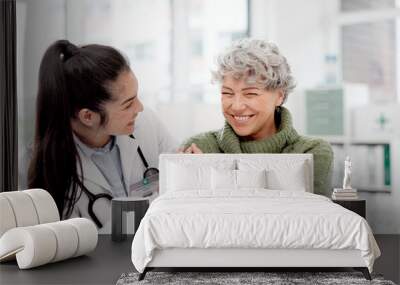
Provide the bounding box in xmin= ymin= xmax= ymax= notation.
xmin=116 ymin=135 xmax=138 ymax=192
xmin=77 ymin=149 xmax=112 ymax=193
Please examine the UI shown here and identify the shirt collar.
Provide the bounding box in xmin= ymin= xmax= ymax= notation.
xmin=73 ymin=134 xmax=116 ymax=157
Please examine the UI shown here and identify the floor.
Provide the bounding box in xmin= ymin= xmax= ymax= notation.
xmin=373 ymin=235 xmax=400 ymax=284
xmin=0 ymin=235 xmax=398 ymax=285
xmin=0 ymin=236 xmax=134 ymax=285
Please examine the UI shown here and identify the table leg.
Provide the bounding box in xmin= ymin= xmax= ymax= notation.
xmin=134 ymin=201 xmax=149 ymax=234
xmin=111 ymin=200 xmax=124 ymax=242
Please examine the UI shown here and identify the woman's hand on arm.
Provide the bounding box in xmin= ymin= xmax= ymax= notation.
xmin=178 ymin=143 xmax=203 ymax=154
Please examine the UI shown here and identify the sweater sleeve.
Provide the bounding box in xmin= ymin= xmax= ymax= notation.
xmin=303 ymin=139 xmax=334 ymax=197
xmin=182 ymin=131 xmax=222 ymax=153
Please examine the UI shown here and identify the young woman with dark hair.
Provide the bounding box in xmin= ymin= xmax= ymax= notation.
xmin=28 ymin=40 xmax=176 ymax=232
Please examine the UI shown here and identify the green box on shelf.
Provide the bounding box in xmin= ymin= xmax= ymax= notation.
xmin=306 ymin=88 xmax=343 ymax=136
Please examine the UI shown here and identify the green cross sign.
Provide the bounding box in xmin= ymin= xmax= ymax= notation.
xmin=376 ymin=113 xmax=388 ymax=130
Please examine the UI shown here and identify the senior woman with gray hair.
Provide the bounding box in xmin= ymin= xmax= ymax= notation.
xmin=182 ymin=39 xmax=333 ymax=196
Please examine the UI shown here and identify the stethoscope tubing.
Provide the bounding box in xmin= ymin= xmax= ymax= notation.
xmin=83 ymin=135 xmax=159 ymax=228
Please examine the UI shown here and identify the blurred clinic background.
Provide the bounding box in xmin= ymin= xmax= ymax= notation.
xmin=16 ymin=0 xmax=400 ymax=234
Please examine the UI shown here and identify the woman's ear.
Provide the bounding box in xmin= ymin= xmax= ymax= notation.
xmin=77 ymin=108 xmax=100 ymax=127
xmin=276 ymin=89 xmax=285 ymax=107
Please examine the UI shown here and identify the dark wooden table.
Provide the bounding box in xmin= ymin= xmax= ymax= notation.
xmin=0 ymin=235 xmax=134 ymax=285
xmin=1 ymin=235 xmax=398 ymax=284
xmin=332 ymin=199 xmax=366 ymax=218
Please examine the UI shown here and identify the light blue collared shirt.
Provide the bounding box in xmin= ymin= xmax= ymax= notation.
xmin=74 ymin=135 xmax=127 ymax=197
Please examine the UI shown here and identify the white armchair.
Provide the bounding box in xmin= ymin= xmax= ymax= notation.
xmin=0 ymin=189 xmax=97 ymax=269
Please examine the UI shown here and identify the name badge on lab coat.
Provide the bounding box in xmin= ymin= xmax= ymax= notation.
xmin=129 ymin=173 xmax=159 ymax=197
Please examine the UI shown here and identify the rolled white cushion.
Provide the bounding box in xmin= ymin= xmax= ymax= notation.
xmin=24 ymin=189 xmax=60 ymax=223
xmin=0 ymin=191 xmax=39 ymax=227
xmin=64 ymin=218 xmax=98 ymax=257
xmin=0 ymin=196 xmax=17 ymax=237
xmin=0 ymin=225 xmax=57 ymax=269
xmin=0 ymin=218 xmax=97 ymax=269
xmin=42 ymin=221 xmax=79 ymax=262
xmin=0 ymin=189 xmax=60 ymax=238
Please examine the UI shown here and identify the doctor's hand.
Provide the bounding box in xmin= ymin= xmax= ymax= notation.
xmin=178 ymin=143 xmax=203 ymax=154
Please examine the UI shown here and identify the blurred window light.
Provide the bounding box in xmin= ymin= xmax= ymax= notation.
xmin=183 ymin=0 xmax=249 ymax=104
xmin=72 ymin=0 xmax=172 ymax=107
xmin=341 ymin=0 xmax=397 ymax=11
xmin=340 ymin=0 xmax=399 ymax=102
xmin=72 ymin=0 xmax=248 ymax=105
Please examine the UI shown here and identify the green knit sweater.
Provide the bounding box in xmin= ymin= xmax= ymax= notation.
xmin=183 ymin=107 xmax=333 ymax=196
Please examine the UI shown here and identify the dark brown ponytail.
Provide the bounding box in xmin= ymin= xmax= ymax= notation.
xmin=28 ymin=40 xmax=129 ymax=218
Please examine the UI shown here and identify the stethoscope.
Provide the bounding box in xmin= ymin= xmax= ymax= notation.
xmin=82 ymin=135 xmax=159 ymax=228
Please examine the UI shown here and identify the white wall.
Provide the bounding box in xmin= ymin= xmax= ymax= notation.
xmin=17 ymin=0 xmax=66 ymax=142
xmin=17 ymin=0 xmax=67 ymax=188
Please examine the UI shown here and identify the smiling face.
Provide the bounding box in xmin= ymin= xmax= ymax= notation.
xmin=71 ymin=69 xmax=143 ymax=148
xmin=221 ymin=74 xmax=284 ymax=140
xmin=102 ymin=69 xmax=143 ymax=135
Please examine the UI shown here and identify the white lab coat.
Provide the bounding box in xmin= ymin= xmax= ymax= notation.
xmin=18 ymin=109 xmax=177 ymax=233
xmin=66 ymin=108 xmax=177 ymax=233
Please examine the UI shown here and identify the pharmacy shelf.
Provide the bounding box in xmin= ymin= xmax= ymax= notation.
xmin=324 ymin=138 xmax=393 ymax=193
xmin=357 ymin=186 xmax=391 ymax=193
xmin=316 ymin=136 xmax=391 ymax=145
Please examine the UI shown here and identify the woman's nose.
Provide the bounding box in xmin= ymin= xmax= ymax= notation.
xmin=231 ymin=96 xmax=246 ymax=111
xmin=134 ymin=99 xmax=144 ymax=113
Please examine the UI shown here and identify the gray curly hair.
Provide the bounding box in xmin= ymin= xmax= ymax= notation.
xmin=212 ymin=39 xmax=296 ymax=103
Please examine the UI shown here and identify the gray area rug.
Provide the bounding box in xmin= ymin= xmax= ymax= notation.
xmin=116 ymin=271 xmax=396 ymax=285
